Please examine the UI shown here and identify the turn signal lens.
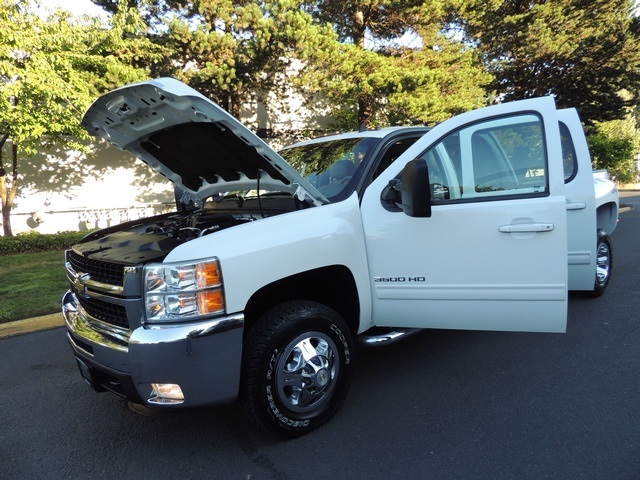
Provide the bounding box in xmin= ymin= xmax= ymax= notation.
xmin=196 ymin=262 xmax=221 ymax=288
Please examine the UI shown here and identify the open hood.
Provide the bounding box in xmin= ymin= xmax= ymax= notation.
xmin=82 ymin=78 xmax=327 ymax=206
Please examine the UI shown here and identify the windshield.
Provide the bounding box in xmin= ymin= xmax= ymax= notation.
xmin=280 ymin=137 xmax=380 ymax=200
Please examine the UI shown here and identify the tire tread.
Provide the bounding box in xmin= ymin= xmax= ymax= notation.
xmin=240 ymin=300 xmax=353 ymax=438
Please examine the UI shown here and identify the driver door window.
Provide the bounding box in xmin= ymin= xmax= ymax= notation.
xmin=417 ymin=114 xmax=548 ymax=203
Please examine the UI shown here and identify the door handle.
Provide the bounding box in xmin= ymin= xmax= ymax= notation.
xmin=566 ymin=202 xmax=586 ymax=210
xmin=499 ymin=223 xmax=554 ymax=233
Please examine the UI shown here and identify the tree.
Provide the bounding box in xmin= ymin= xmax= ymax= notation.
xmin=0 ymin=0 xmax=163 ymax=236
xmin=300 ymin=0 xmax=491 ymax=129
xmin=453 ymin=0 xmax=640 ymax=125
xmin=94 ymin=0 xmax=490 ymax=131
xmin=588 ymin=132 xmax=637 ymax=183
xmin=92 ymin=0 xmax=336 ymax=120
xmin=305 ymin=0 xmax=424 ymax=127
xmin=163 ymin=0 xmax=336 ymax=119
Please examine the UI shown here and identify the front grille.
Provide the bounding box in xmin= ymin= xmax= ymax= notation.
xmin=73 ymin=287 xmax=130 ymax=329
xmin=68 ymin=250 xmax=125 ymax=286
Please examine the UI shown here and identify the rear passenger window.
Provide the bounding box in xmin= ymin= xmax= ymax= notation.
xmin=560 ymin=122 xmax=577 ymax=182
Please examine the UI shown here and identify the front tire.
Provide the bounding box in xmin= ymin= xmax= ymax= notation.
xmin=589 ymin=229 xmax=613 ymax=297
xmin=241 ymin=301 xmax=354 ymax=438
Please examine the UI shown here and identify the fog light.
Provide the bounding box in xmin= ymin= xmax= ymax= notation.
xmin=148 ymin=383 xmax=185 ymax=405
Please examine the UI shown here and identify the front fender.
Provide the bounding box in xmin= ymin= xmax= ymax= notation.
xmin=164 ymin=193 xmax=373 ymax=333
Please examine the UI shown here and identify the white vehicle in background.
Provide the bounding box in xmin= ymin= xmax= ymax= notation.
xmin=63 ymin=78 xmax=618 ymax=438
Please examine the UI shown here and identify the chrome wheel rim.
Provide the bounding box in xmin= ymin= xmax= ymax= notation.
xmin=595 ymin=241 xmax=611 ymax=286
xmin=275 ymin=332 xmax=338 ymax=414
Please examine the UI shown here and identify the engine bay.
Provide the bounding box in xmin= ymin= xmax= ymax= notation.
xmin=143 ymin=210 xmax=251 ymax=242
xmin=72 ymin=193 xmax=304 ymax=266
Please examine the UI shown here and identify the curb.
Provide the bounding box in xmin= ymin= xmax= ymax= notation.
xmin=0 ymin=313 xmax=64 ymax=339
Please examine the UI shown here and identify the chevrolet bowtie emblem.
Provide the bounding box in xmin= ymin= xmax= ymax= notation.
xmin=72 ymin=272 xmax=90 ymax=297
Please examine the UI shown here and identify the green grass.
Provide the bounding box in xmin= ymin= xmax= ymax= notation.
xmin=0 ymin=250 xmax=69 ymax=323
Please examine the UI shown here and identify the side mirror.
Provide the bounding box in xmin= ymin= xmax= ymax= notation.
xmin=381 ymin=159 xmax=432 ymax=217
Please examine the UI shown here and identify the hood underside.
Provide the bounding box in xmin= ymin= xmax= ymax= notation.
xmin=82 ymin=78 xmax=326 ymax=205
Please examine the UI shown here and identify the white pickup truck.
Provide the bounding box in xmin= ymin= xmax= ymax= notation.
xmin=63 ymin=78 xmax=618 ymax=437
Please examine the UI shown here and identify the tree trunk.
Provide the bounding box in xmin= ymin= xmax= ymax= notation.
xmin=0 ymin=138 xmax=17 ymax=237
xmin=7 ymin=142 xmax=18 ymax=236
xmin=353 ymin=8 xmax=374 ymax=129
xmin=358 ymin=94 xmax=374 ymax=129
xmin=0 ymin=134 xmax=9 ymax=237
xmin=229 ymin=92 xmax=241 ymax=119
xmin=218 ymin=92 xmax=240 ymax=119
xmin=353 ymin=8 xmax=366 ymax=49
xmin=1 ymin=202 xmax=11 ymax=237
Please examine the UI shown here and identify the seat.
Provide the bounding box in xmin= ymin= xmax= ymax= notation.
xmin=329 ymin=160 xmax=356 ymax=184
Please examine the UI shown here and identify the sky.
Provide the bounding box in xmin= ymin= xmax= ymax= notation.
xmin=36 ymin=0 xmax=110 ymax=20
xmin=36 ymin=0 xmax=640 ymax=19
xmin=33 ymin=0 xmax=640 ymax=26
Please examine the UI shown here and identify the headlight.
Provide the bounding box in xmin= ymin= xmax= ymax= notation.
xmin=143 ymin=259 xmax=225 ymax=323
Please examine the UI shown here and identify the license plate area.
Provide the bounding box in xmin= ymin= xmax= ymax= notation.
xmin=75 ymin=357 xmax=104 ymax=392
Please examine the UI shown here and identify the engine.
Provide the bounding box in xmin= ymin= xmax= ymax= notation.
xmin=143 ymin=211 xmax=253 ymax=242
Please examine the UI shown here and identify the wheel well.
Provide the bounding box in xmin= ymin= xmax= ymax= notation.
xmin=596 ymin=201 xmax=618 ymax=235
xmin=243 ymin=265 xmax=360 ymax=336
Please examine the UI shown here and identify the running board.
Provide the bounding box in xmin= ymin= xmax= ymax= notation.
xmin=358 ymin=327 xmax=422 ymax=346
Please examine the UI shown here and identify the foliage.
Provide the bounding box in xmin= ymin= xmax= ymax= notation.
xmin=0 ymin=230 xmax=89 ymax=256
xmin=308 ymin=0 xmax=426 ymax=47
xmin=586 ymin=112 xmax=640 ymax=183
xmin=299 ymin=0 xmax=491 ymax=129
xmin=587 ymin=131 xmax=637 ymax=184
xmin=136 ymin=0 xmax=335 ymax=119
xmin=452 ymin=0 xmax=640 ymax=125
xmin=593 ymin=115 xmax=640 ymax=151
xmin=0 ymin=0 xmax=164 ymax=236
xmin=94 ymin=0 xmax=490 ymax=131
xmin=300 ymin=41 xmax=490 ymax=131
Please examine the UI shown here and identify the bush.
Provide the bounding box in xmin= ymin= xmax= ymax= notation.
xmin=0 ymin=231 xmax=89 ymax=256
xmin=587 ymin=131 xmax=637 ymax=184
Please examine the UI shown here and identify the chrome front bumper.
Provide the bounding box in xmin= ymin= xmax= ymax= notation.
xmin=62 ymin=290 xmax=244 ymax=407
